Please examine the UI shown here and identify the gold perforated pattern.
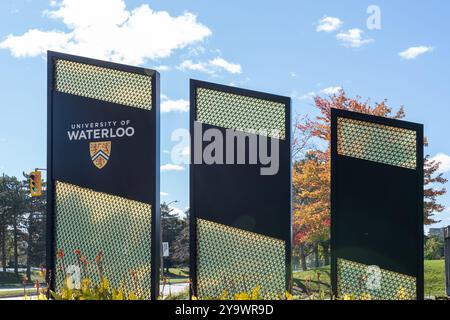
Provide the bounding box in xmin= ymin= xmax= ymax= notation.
xmin=337 ymin=117 xmax=417 ymax=169
xmin=55 ymin=181 xmax=152 ymax=299
xmin=196 ymin=87 xmax=286 ymax=140
xmin=54 ymin=59 xmax=152 ymax=110
xmin=337 ymin=258 xmax=416 ymax=300
xmin=197 ymin=219 xmax=286 ymax=299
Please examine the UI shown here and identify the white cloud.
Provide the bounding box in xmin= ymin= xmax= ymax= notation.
xmin=0 ymin=138 xmax=7 ymax=143
xmin=431 ymin=153 xmax=450 ymax=173
xmin=161 ymin=99 xmax=189 ymax=113
xmin=169 ymin=206 xmax=184 ymax=216
xmin=160 ymin=192 xmax=169 ymax=197
xmin=336 ymin=28 xmax=373 ymax=48
xmin=297 ymin=86 xmax=342 ymax=101
xmin=178 ymin=59 xmax=211 ymax=73
xmin=178 ymin=57 xmax=242 ymax=74
xmin=321 ymin=86 xmax=342 ymax=95
xmin=0 ymin=0 xmax=212 ymax=65
xmin=161 ymin=163 xmax=184 ymax=172
xmin=298 ymin=92 xmax=316 ymax=101
xmin=399 ymin=46 xmax=434 ymax=60
xmin=316 ymin=16 xmax=343 ymax=32
xmin=153 ymin=65 xmax=170 ymax=72
xmin=209 ymin=57 xmax=242 ymax=74
xmin=290 ymin=72 xmax=297 ymax=78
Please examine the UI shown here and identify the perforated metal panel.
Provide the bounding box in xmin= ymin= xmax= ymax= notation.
xmin=196 ymin=87 xmax=286 ymax=139
xmin=55 ymin=181 xmax=152 ymax=299
xmin=55 ymin=59 xmax=152 ymax=110
xmin=196 ymin=219 xmax=286 ymax=299
xmin=337 ymin=117 xmax=417 ymax=169
xmin=337 ymin=259 xmax=416 ymax=300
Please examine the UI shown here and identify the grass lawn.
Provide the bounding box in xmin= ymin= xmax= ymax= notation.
xmin=424 ymin=260 xmax=445 ymax=298
xmin=0 ymin=288 xmax=38 ymax=299
xmin=293 ymin=260 xmax=446 ymax=299
xmin=162 ymin=268 xmax=189 ymax=284
xmin=293 ymin=265 xmax=332 ymax=298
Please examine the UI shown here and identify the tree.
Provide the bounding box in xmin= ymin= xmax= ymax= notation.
xmin=424 ymin=235 xmax=444 ymax=260
xmin=293 ymin=155 xmax=330 ymax=269
xmin=0 ymin=174 xmax=10 ymax=272
xmin=161 ymin=202 xmax=184 ymax=273
xmin=292 ymin=90 xmax=447 ymax=266
xmin=0 ymin=173 xmax=47 ymax=281
xmin=171 ymin=210 xmax=189 ymax=267
xmin=0 ymin=175 xmax=27 ymax=275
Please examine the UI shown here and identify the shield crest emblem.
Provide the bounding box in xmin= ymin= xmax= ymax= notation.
xmin=90 ymin=141 xmax=111 ymax=169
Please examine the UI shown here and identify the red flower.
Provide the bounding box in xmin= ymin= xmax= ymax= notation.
xmin=74 ymin=249 xmax=81 ymax=256
xmin=57 ymin=249 xmax=64 ymax=259
xmin=95 ymin=251 xmax=103 ymax=264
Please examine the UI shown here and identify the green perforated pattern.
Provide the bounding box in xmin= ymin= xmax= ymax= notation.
xmin=337 ymin=117 xmax=417 ymax=170
xmin=196 ymin=87 xmax=286 ymax=140
xmin=54 ymin=59 xmax=152 ymax=110
xmin=197 ymin=219 xmax=285 ymax=299
xmin=337 ymin=259 xmax=416 ymax=300
xmin=55 ymin=181 xmax=152 ymax=299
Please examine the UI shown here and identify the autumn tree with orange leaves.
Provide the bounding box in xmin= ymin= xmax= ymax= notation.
xmin=292 ymin=90 xmax=447 ymax=270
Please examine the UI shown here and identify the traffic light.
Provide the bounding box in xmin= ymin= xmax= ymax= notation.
xmin=30 ymin=171 xmax=42 ymax=197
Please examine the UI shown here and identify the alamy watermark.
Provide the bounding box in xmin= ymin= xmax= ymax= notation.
xmin=367 ymin=5 xmax=382 ymax=30
xmin=170 ymin=123 xmax=281 ymax=176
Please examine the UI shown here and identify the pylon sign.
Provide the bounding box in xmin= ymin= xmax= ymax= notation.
xmin=331 ymin=109 xmax=424 ymax=300
xmin=189 ymin=80 xmax=292 ymax=299
xmin=47 ymin=51 xmax=160 ymax=299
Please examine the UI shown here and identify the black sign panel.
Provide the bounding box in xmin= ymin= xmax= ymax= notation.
xmin=52 ymin=92 xmax=155 ymax=203
xmin=331 ymin=109 xmax=424 ymax=300
xmin=190 ymin=80 xmax=292 ymax=299
xmin=47 ymin=51 xmax=160 ymax=299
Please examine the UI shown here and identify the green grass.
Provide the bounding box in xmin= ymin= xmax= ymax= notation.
xmin=424 ymin=259 xmax=445 ymax=298
xmin=293 ymin=260 xmax=446 ymax=299
xmin=0 ymin=288 xmax=37 ymax=299
xmin=162 ymin=268 xmax=189 ymax=284
xmin=293 ymin=265 xmax=331 ymax=298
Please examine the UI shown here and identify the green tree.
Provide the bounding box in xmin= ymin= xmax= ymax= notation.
xmin=0 ymin=175 xmax=27 ymax=274
xmin=161 ymin=202 xmax=184 ymax=273
xmin=171 ymin=210 xmax=189 ymax=267
xmin=424 ymin=235 xmax=444 ymax=260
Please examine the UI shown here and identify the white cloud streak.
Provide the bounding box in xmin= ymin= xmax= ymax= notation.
xmin=431 ymin=153 xmax=450 ymax=173
xmin=316 ymin=16 xmax=343 ymax=32
xmin=178 ymin=57 xmax=242 ymax=74
xmin=161 ymin=99 xmax=189 ymax=113
xmin=399 ymin=46 xmax=434 ymax=60
xmin=336 ymin=28 xmax=373 ymax=48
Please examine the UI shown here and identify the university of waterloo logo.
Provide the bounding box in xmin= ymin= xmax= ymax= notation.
xmin=89 ymin=141 xmax=111 ymax=169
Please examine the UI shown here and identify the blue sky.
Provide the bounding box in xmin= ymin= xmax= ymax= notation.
xmin=0 ymin=0 xmax=449 ymax=229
